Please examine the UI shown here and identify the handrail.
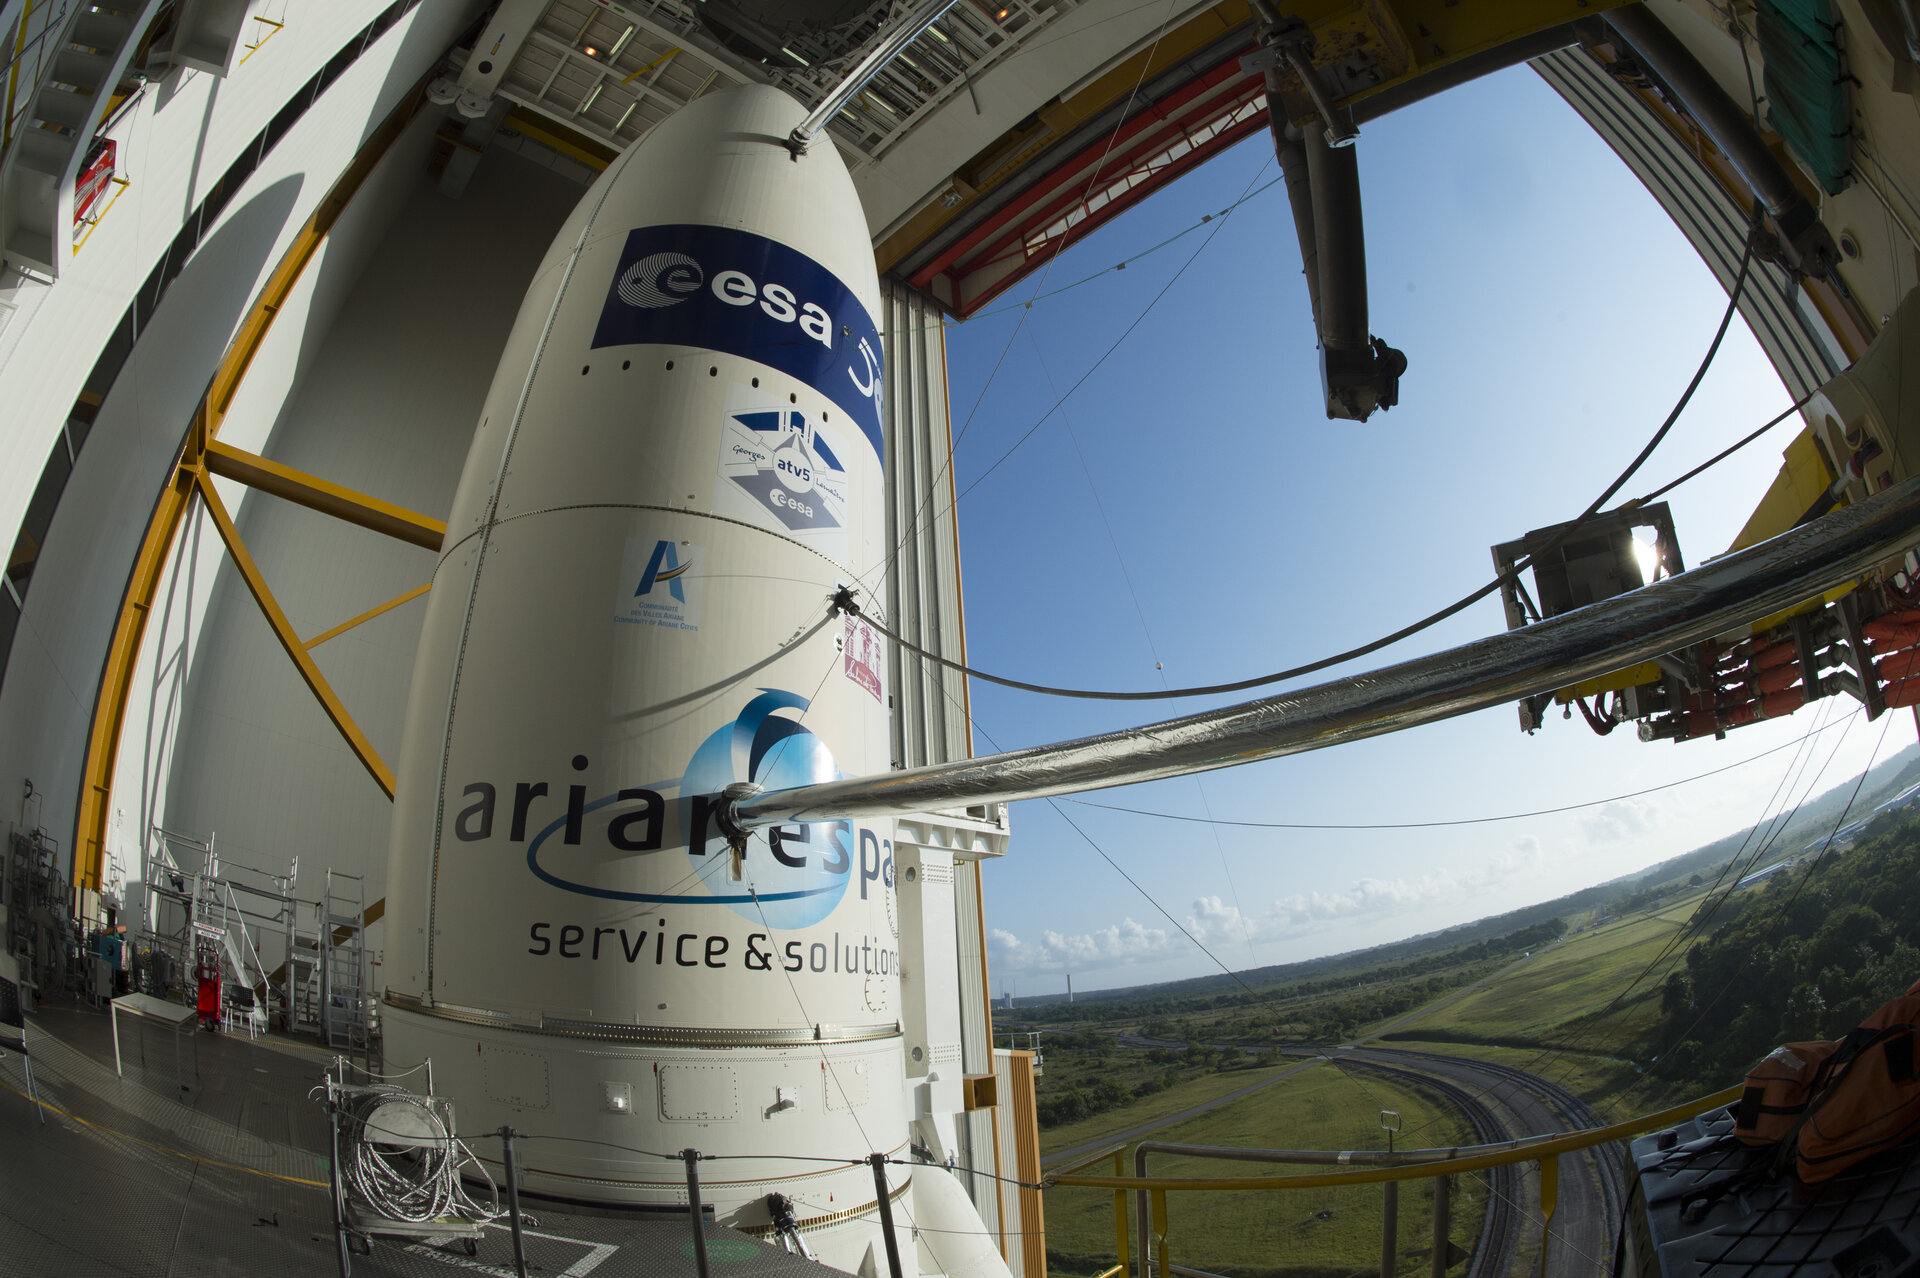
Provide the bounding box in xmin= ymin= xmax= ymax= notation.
xmin=1050 ymin=1086 xmax=1740 ymax=1278
xmin=1047 ymin=1086 xmax=1739 ymax=1191
xmin=1052 ymin=1141 xmax=1132 ymax=1178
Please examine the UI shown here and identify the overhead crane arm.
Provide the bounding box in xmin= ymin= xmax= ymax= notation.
xmin=1248 ymin=7 xmax=1405 ymax=422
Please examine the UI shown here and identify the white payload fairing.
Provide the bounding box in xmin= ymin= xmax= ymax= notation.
xmin=382 ymin=86 xmax=1000 ymax=1274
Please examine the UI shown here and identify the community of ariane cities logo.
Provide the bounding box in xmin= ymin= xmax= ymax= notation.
xmin=614 ymin=537 xmax=701 ymax=631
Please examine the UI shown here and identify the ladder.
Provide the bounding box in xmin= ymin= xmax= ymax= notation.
xmin=284 ymin=859 xmax=322 ymax=1035
xmin=144 ymin=826 xmax=287 ymax=1026
xmin=288 ymin=909 xmax=323 ymax=1035
xmin=321 ymin=870 xmax=369 ymax=1064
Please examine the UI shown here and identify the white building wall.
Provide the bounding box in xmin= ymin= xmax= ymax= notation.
xmin=878 ymin=277 xmax=1010 ymax=1242
xmin=0 ymin=0 xmax=488 ymax=887
xmin=155 ymin=137 xmax=582 ymax=967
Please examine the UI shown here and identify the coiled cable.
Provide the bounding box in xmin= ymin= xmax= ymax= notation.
xmin=337 ymin=1089 xmax=504 ymax=1226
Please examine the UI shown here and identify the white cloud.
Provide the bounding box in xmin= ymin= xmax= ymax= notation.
xmin=988 ymin=916 xmax=1175 ymax=973
xmin=991 ymin=841 xmax=1553 ymax=974
xmin=1582 ymin=798 xmax=1661 ymax=843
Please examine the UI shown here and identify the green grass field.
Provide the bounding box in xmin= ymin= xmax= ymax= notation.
xmin=1041 ymin=1060 xmax=1308 ymax=1158
xmin=1031 ymin=887 xmax=1727 ymax=1275
xmin=1370 ymin=895 xmax=1710 ymax=1116
xmin=1045 ymin=1063 xmax=1484 ymax=1278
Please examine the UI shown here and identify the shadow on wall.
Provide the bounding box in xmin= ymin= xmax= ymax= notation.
xmin=155 ymin=139 xmax=588 ymax=938
xmin=0 ymin=0 xmax=494 ymax=883
xmin=0 ymin=174 xmax=304 ymax=872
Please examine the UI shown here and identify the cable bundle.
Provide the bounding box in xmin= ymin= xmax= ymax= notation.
xmin=338 ymin=1088 xmax=503 ymax=1226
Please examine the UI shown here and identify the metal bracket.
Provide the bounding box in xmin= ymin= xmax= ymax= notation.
xmin=716 ymin=782 xmax=763 ymax=871
xmin=1836 ymin=591 xmax=1887 ymax=720
xmin=1250 ymin=19 xmax=1358 ymax=146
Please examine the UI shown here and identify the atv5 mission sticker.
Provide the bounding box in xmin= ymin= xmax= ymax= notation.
xmin=716 ymin=383 xmax=851 ymax=562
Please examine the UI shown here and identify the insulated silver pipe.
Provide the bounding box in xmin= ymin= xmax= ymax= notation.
xmin=730 ymin=471 xmax=1920 ymax=830
xmin=788 ymin=0 xmax=959 ymax=155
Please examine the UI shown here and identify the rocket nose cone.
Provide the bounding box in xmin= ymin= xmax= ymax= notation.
xmin=672 ymin=81 xmax=809 ymax=147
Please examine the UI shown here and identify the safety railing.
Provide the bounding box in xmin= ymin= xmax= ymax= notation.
xmin=1045 ymin=1085 xmax=1743 ymax=1278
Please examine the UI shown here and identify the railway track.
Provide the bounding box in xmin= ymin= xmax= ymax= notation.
xmin=1056 ymin=1032 xmax=1633 ymax=1278
xmin=1334 ymin=1046 xmax=1630 ymax=1278
xmin=1315 ymin=1051 xmax=1521 ymax=1278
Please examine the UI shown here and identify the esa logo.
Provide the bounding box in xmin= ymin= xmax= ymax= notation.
xmin=594 ymin=224 xmax=886 ymax=463
xmin=616 ymin=252 xmax=702 ymax=307
xmin=613 ymin=249 xmax=838 ymax=348
xmin=711 ymin=268 xmax=839 ymax=350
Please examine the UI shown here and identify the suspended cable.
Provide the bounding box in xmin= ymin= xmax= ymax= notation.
xmin=968 ymin=711 xmax=1258 ymax=997
xmin=902 ymin=0 xmax=1194 ymax=496
xmin=951 ymin=154 xmax=1277 ymax=506
xmin=864 ymin=136 xmax=1275 ymax=596
xmin=1032 ymin=327 xmax=1261 ymax=965
xmin=1058 ymin=713 xmax=1848 ymax=829
xmin=1409 ymin=700 xmax=1863 ymax=1136
xmin=845 ymin=204 xmax=1767 ymax=702
xmin=1627 ymin=707 xmax=1890 ymax=1100
xmin=1631 ymin=389 xmax=1815 ymax=506
xmin=971 ymin=176 xmax=1287 ymax=321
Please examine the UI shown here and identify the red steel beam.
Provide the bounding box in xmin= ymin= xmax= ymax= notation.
xmin=911 ymin=57 xmax=1274 ymax=317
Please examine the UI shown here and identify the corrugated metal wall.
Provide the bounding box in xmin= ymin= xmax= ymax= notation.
xmin=878 ymin=276 xmax=1013 ymax=1252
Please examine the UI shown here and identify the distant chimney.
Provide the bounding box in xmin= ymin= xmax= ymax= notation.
xmin=1066 ymin=973 xmax=1073 ymax=1003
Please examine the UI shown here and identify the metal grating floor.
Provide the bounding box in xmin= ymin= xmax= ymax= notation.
xmin=1631 ymin=1109 xmax=1920 ymax=1278
xmin=0 ymin=1000 xmax=833 ymax=1277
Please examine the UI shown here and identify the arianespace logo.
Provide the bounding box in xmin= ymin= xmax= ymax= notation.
xmin=615 ymin=537 xmax=700 ymax=631
xmin=507 ymin=690 xmax=892 ymax=934
xmin=592 ymin=224 xmax=885 ymax=464
xmin=615 ymin=252 xmax=702 ymax=307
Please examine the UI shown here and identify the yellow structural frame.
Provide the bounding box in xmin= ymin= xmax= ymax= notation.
xmin=75 ymin=79 xmax=436 ymax=893
xmin=202 ymin=440 xmax=446 ymax=551
xmin=190 ymin=466 xmax=401 ymax=797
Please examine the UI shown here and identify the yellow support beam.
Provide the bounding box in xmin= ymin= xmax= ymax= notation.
xmin=74 ymin=75 xmax=434 ymax=889
xmin=193 ymin=468 xmax=396 ymax=799
xmin=1536 ymin=1153 xmax=1559 ymax=1278
xmin=501 ymin=107 xmax=616 ymax=171
xmin=75 ymin=459 xmax=199 ymax=893
xmin=304 ymin=583 xmax=431 ymax=650
xmin=203 ymin=439 xmax=446 ymax=551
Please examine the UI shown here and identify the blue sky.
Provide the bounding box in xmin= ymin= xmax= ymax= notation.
xmin=939 ymin=65 xmax=1901 ymax=995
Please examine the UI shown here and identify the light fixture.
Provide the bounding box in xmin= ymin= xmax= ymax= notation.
xmin=584 ymin=44 xmax=598 ymax=56
xmin=995 ymin=7 xmax=1010 ymax=18
xmin=1632 ymin=532 xmax=1661 ymax=585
